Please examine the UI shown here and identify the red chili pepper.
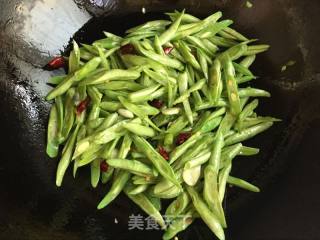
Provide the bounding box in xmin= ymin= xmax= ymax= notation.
xmin=149 ymin=99 xmax=164 ymax=109
xmin=158 ymin=146 xmax=169 ymax=161
xmin=45 ymin=56 xmax=66 ymax=70
xmin=100 ymin=161 xmax=109 ymax=172
xmin=176 ymin=132 xmax=192 ymax=146
xmin=163 ymin=46 xmax=173 ymax=55
xmin=76 ymin=97 xmax=90 ymax=115
xmin=120 ymin=44 xmax=136 ymax=55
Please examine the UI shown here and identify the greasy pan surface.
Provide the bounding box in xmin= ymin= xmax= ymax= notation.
xmin=0 ymin=0 xmax=320 ymax=239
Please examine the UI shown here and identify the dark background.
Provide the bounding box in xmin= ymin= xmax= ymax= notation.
xmin=0 ymin=0 xmax=320 ymax=239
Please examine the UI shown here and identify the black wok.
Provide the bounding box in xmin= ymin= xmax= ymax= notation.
xmin=1 ymin=0 xmax=320 ymax=239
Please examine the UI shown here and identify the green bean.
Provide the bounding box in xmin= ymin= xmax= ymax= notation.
xmin=175 ymin=41 xmax=201 ymax=70
xmin=169 ymin=132 xmax=202 ymax=164
xmin=173 ymin=78 xmax=206 ymax=105
xmin=233 ymin=62 xmax=254 ymax=76
xmin=184 ymin=150 xmax=211 ymax=169
xmin=227 ymin=176 xmax=260 ymax=192
xmin=117 ymin=108 xmax=134 ymax=118
xmin=175 ymin=12 xmax=222 ymax=40
xmin=200 ymin=116 xmax=222 ymax=133
xmin=101 ymin=136 xmax=120 ymax=159
xmin=154 ymin=35 xmax=165 ymax=55
xmin=152 ymin=185 xmax=181 ymax=199
xmin=209 ymin=132 xmax=224 ymax=172
xmin=238 ymin=116 xmax=280 ymax=129
xmin=134 ymin=42 xmax=184 ymax=70
xmin=46 ymin=58 xmax=100 ymax=100
xmin=202 ymin=39 xmax=219 ymax=54
xmin=158 ymin=10 xmax=184 ymax=45
xmin=95 ymin=112 xmax=118 ymax=132
xmin=165 ymin=192 xmax=190 ymax=217
xmin=132 ymin=135 xmax=181 ymax=190
xmin=164 ymin=133 xmax=174 ymax=146
xmin=133 ymin=175 xmax=157 ymax=185
xmin=55 ymin=96 xmax=64 ymax=142
xmin=128 ymin=84 xmax=161 ymax=102
xmin=186 ymin=186 xmax=225 ymax=240
xmin=152 ymin=114 xmax=174 ymax=128
xmin=97 ymin=81 xmax=144 ymax=91
xmin=220 ymin=42 xmax=248 ymax=62
xmin=208 ymin=59 xmax=223 ymax=103
xmin=197 ymin=48 xmax=209 ymax=79
xmin=222 ymin=27 xmax=248 ymax=41
xmin=46 ymin=104 xmax=59 ymax=158
xmin=239 ymin=146 xmax=260 ymax=156
xmin=90 ymin=158 xmax=101 ymax=188
xmin=101 ymin=166 xmax=114 ymax=184
xmin=223 ymin=56 xmax=241 ymax=115
xmin=163 ymin=208 xmax=195 ymax=240
xmin=237 ymin=99 xmax=259 ymax=129
xmin=125 ymin=188 xmax=166 ymax=229
xmin=118 ymin=96 xmax=160 ymax=131
xmin=240 ymin=55 xmax=256 ymax=68
xmin=128 ymin=184 xmax=149 ymax=195
xmin=166 ymin=116 xmax=189 ymax=136
xmin=225 ymin=122 xmax=273 ymax=146
xmin=69 ymin=40 xmax=80 ymax=73
xmin=236 ymin=75 xmax=257 ymax=84
xmin=56 ymin=124 xmax=80 ymax=186
xmin=121 ymin=54 xmax=166 ymax=73
xmin=48 ymin=75 xmax=66 ymax=85
xmin=107 ymin=158 xmax=155 ymax=177
xmin=126 ymin=20 xmax=171 ymax=33
xmin=203 ymin=165 xmax=226 ymax=227
xmin=244 ymin=44 xmax=270 ymax=55
xmin=80 ymin=68 xmax=141 ymax=86
xmin=100 ymin=101 xmax=122 ymax=112
xmin=123 ymin=123 xmax=155 ymax=137
xmin=238 ymin=87 xmax=271 ymax=98
xmin=220 ymin=143 xmax=242 ymax=167
xmin=196 ymin=20 xmax=233 ymax=39
xmin=143 ymin=68 xmax=176 ymax=85
xmin=176 ymin=134 xmax=214 ymax=170
xmin=186 ymin=36 xmax=213 ymax=57
xmin=218 ymin=160 xmax=232 ymax=203
xmin=76 ymin=144 xmax=103 ymax=167
xmin=98 ymin=170 xmax=131 ymax=209
xmin=209 ymin=36 xmax=238 ymax=47
xmin=166 ymin=10 xmax=200 ymax=23
xmin=217 ymin=111 xmax=236 ymax=136
xmin=178 ymin=71 xmax=193 ymax=124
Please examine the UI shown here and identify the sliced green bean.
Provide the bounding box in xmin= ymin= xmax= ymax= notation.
xmin=186 ymin=186 xmax=225 ymax=240
xmin=227 ymin=176 xmax=260 ymax=192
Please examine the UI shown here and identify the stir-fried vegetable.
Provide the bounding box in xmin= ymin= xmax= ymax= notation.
xmin=45 ymin=10 xmax=277 ymax=240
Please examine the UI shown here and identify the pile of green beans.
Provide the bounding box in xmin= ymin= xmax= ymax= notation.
xmin=46 ymin=10 xmax=279 ymax=240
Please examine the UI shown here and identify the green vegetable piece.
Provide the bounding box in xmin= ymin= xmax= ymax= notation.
xmin=132 ymin=135 xmax=181 ymax=190
xmin=46 ymin=104 xmax=59 ymax=158
xmin=227 ymin=176 xmax=260 ymax=192
xmin=186 ymin=186 xmax=225 ymax=240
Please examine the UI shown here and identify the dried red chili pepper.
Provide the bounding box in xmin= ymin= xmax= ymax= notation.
xmin=149 ymin=99 xmax=164 ymax=109
xmin=158 ymin=146 xmax=169 ymax=161
xmin=76 ymin=97 xmax=90 ymax=115
xmin=120 ymin=44 xmax=136 ymax=55
xmin=163 ymin=46 xmax=173 ymax=55
xmin=100 ymin=161 xmax=109 ymax=172
xmin=176 ymin=132 xmax=192 ymax=146
xmin=45 ymin=56 xmax=66 ymax=70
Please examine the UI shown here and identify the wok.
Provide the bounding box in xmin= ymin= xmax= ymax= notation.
xmin=0 ymin=0 xmax=320 ymax=239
